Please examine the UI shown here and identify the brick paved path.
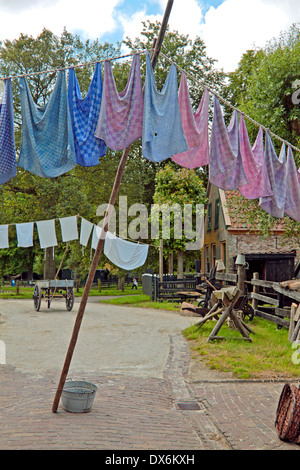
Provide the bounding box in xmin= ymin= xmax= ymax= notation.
xmin=0 ymin=299 xmax=299 ymax=451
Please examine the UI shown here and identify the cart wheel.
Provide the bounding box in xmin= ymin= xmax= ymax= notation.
xmin=33 ymin=283 xmax=41 ymax=311
xmin=66 ymin=287 xmax=75 ymax=311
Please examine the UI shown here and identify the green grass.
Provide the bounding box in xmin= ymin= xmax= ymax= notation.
xmin=99 ymin=294 xmax=181 ymax=311
xmin=183 ymin=316 xmax=300 ymax=380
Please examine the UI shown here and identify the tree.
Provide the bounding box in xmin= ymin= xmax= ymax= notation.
xmin=151 ymin=164 xmax=207 ymax=278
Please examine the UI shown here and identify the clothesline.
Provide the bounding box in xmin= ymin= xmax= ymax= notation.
xmin=0 ymin=46 xmax=298 ymax=156
xmin=159 ymin=52 xmax=300 ymax=156
xmin=0 ymin=214 xmax=150 ymax=270
xmin=0 ymin=49 xmax=150 ymax=82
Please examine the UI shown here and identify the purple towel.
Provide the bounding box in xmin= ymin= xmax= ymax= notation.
xmin=259 ymin=133 xmax=287 ymax=218
xmin=95 ymin=54 xmax=143 ymax=151
xmin=284 ymin=145 xmax=300 ymax=222
xmin=238 ymin=116 xmax=272 ymax=199
xmin=172 ymin=73 xmax=209 ymax=169
xmin=209 ymin=97 xmax=248 ymax=190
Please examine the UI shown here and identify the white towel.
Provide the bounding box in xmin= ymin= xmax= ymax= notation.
xmin=91 ymin=225 xmax=103 ymax=250
xmin=16 ymin=222 xmax=34 ymax=247
xmin=104 ymin=231 xmax=148 ymax=270
xmin=36 ymin=219 xmax=57 ymax=249
xmin=0 ymin=225 xmax=9 ymax=249
xmin=79 ymin=217 xmax=94 ymax=247
xmin=59 ymin=216 xmax=78 ymax=242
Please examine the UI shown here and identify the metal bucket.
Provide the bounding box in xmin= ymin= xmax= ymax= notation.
xmin=61 ymin=380 xmax=98 ymax=413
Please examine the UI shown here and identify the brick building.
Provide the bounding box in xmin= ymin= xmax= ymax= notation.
xmin=201 ymin=183 xmax=298 ymax=281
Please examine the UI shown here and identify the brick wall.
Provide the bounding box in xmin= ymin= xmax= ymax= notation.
xmin=227 ymin=232 xmax=299 ymax=272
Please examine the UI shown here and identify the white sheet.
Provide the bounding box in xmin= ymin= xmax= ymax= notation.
xmin=36 ymin=219 xmax=57 ymax=249
xmin=16 ymin=222 xmax=34 ymax=247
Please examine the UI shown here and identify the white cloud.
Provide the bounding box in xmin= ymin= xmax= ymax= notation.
xmin=200 ymin=0 xmax=295 ymax=72
xmin=0 ymin=0 xmax=122 ymax=41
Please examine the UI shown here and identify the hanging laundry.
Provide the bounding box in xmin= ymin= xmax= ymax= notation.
xmin=36 ymin=219 xmax=57 ymax=249
xmin=238 ymin=116 xmax=273 ymax=199
xmin=18 ymin=71 xmax=76 ymax=178
xmin=0 ymin=79 xmax=16 ymax=185
xmin=95 ymin=54 xmax=144 ymax=151
xmin=259 ymin=133 xmax=287 ymax=218
xmin=59 ymin=216 xmax=78 ymax=242
xmin=284 ymin=146 xmax=300 ymax=222
xmin=68 ymin=63 xmax=106 ymax=166
xmin=91 ymin=224 xmax=103 ymax=250
xmin=0 ymin=225 xmax=9 ymax=249
xmin=79 ymin=217 xmax=94 ymax=247
xmin=142 ymin=51 xmax=188 ymax=162
xmin=104 ymin=231 xmax=148 ymax=270
xmin=172 ymin=74 xmax=209 ymax=169
xmin=209 ymin=97 xmax=248 ymax=190
xmin=16 ymin=222 xmax=34 ymax=247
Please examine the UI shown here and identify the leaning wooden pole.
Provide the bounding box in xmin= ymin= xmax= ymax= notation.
xmin=52 ymin=0 xmax=174 ymax=413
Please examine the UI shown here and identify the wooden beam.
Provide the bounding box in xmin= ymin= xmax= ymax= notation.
xmin=51 ymin=0 xmax=174 ymax=413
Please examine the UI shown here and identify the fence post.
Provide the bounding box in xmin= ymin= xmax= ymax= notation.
xmin=252 ymin=272 xmax=259 ymax=312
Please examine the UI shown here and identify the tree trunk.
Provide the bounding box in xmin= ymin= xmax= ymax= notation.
xmin=44 ymin=247 xmax=56 ymax=280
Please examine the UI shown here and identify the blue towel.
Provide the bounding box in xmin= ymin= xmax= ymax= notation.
xmin=142 ymin=51 xmax=188 ymax=162
xmin=0 ymin=79 xmax=16 ymax=184
xmin=68 ymin=63 xmax=106 ymax=166
xmin=18 ymin=71 xmax=76 ymax=178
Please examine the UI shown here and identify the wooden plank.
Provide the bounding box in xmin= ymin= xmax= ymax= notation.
xmin=251 ymin=279 xmax=275 ymax=288
xmin=273 ymin=283 xmax=300 ymax=303
xmin=254 ymin=309 xmax=289 ymax=328
xmin=215 ymin=272 xmax=237 ymax=283
xmin=275 ymin=307 xmax=292 ymax=318
xmin=250 ymin=292 xmax=279 ymax=306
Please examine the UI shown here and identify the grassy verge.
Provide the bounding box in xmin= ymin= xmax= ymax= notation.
xmin=99 ymin=294 xmax=181 ymax=311
xmin=0 ymin=285 xmax=143 ymax=299
xmin=183 ymin=316 xmax=300 ymax=380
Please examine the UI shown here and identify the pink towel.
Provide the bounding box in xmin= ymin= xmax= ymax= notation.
xmin=95 ymin=54 xmax=143 ymax=151
xmin=284 ymin=146 xmax=300 ymax=222
xmin=209 ymin=97 xmax=248 ymax=190
xmin=172 ymin=73 xmax=209 ymax=168
xmin=238 ymin=116 xmax=272 ymax=199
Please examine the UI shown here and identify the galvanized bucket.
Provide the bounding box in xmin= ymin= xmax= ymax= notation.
xmin=61 ymin=380 xmax=98 ymax=413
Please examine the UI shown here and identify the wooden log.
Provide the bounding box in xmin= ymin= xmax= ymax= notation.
xmin=51 ymin=0 xmax=174 ymax=413
xmin=195 ymin=305 xmax=224 ymax=327
xmin=291 ymin=319 xmax=300 ymax=343
xmin=250 ymin=292 xmax=279 ymax=306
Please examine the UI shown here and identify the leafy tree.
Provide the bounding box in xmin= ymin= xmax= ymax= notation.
xmin=151 ymin=163 xmax=207 ymax=278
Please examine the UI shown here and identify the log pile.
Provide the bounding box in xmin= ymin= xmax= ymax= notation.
xmin=280 ymin=280 xmax=300 ymax=292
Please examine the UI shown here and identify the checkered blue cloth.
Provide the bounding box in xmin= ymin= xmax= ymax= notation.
xmin=0 ymin=79 xmax=16 ymax=184
xmin=142 ymin=51 xmax=188 ymax=162
xmin=209 ymin=96 xmax=248 ymax=190
xmin=68 ymin=62 xmax=106 ymax=166
xmin=259 ymin=132 xmax=287 ymax=218
xmin=18 ymin=71 xmax=76 ymax=178
xmin=95 ymin=54 xmax=143 ymax=151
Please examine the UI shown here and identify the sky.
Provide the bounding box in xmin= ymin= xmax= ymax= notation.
xmin=0 ymin=0 xmax=299 ymax=72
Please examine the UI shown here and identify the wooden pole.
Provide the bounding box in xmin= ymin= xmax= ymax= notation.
xmin=159 ymin=239 xmax=163 ymax=281
xmin=52 ymin=0 xmax=174 ymax=413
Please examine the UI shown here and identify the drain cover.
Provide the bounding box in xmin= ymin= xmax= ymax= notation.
xmin=175 ymin=401 xmax=201 ymax=411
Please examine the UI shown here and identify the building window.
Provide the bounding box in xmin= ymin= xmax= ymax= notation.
xmin=214 ymin=198 xmax=220 ymax=230
xmin=221 ymin=241 xmax=226 ymax=268
xmin=212 ymin=244 xmax=217 ymax=267
xmin=207 ymin=203 xmax=212 ymax=232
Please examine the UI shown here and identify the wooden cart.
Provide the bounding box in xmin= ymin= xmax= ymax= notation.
xmin=33 ymin=279 xmax=75 ymax=312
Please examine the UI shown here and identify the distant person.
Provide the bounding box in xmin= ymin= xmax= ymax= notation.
xmin=131 ymin=278 xmax=138 ymax=289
